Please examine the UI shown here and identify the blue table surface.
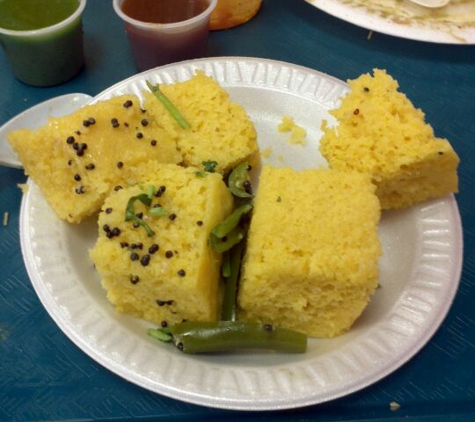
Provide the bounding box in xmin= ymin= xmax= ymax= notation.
xmin=1 ymin=0 xmax=474 ymax=421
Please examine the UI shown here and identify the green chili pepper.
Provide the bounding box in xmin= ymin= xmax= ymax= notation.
xmin=147 ymin=327 xmax=172 ymax=343
xmin=210 ymin=226 xmax=245 ymax=253
xmin=148 ymin=321 xmax=307 ymax=354
xmin=211 ymin=203 xmax=253 ymax=239
xmin=221 ymin=250 xmax=231 ymax=278
xmin=146 ymin=80 xmax=191 ymax=130
xmin=228 ymin=162 xmax=253 ymax=198
xmin=221 ymin=241 xmax=244 ymax=321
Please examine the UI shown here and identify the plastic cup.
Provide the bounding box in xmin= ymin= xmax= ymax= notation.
xmin=113 ymin=0 xmax=217 ymax=72
xmin=0 ymin=0 xmax=86 ymax=87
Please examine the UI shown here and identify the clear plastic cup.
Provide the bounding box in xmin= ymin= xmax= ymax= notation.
xmin=113 ymin=0 xmax=217 ymax=72
xmin=0 ymin=0 xmax=86 ymax=87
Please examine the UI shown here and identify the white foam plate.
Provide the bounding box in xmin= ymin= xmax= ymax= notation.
xmin=305 ymin=0 xmax=475 ymax=44
xmin=20 ymin=57 xmax=463 ymax=410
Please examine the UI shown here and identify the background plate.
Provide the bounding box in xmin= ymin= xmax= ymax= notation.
xmin=305 ymin=0 xmax=475 ymax=44
xmin=20 ymin=57 xmax=463 ymax=410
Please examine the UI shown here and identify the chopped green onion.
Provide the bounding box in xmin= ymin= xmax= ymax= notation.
xmin=146 ymin=80 xmax=191 ymax=130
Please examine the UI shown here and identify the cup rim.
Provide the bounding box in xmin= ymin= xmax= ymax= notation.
xmin=113 ymin=0 xmax=218 ymax=30
xmin=0 ymin=0 xmax=87 ymax=37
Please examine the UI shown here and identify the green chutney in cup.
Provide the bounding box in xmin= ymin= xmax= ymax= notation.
xmin=0 ymin=0 xmax=86 ymax=87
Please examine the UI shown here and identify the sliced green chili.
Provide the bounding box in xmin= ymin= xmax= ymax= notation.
xmin=221 ymin=250 xmax=231 ymax=278
xmin=146 ymin=80 xmax=190 ymax=129
xmin=221 ymin=241 xmax=245 ymax=321
xmin=210 ymin=226 xmax=245 ymax=253
xmin=211 ymin=203 xmax=253 ymax=239
xmin=167 ymin=321 xmax=307 ymax=354
xmin=148 ymin=327 xmax=172 ymax=343
xmin=228 ymin=162 xmax=253 ymax=198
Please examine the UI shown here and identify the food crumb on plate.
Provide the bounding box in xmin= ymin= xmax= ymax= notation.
xmin=278 ymin=115 xmax=307 ymax=145
xmin=2 ymin=212 xmax=8 ymax=226
xmin=260 ymin=147 xmax=272 ymax=158
xmin=389 ymin=401 xmax=401 ymax=411
xmin=18 ymin=183 xmax=28 ymax=194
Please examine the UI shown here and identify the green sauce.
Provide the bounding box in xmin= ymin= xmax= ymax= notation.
xmin=0 ymin=0 xmax=79 ymax=31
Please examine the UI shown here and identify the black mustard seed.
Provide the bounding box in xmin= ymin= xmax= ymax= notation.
xmin=148 ymin=244 xmax=159 ymax=254
xmin=155 ymin=186 xmax=166 ymax=197
xmin=140 ymin=254 xmax=151 ymax=266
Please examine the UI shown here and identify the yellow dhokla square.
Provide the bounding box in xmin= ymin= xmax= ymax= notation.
xmin=320 ymin=69 xmax=459 ymax=210
xmin=144 ymin=71 xmax=258 ymax=174
xmin=238 ymin=166 xmax=382 ymax=338
xmin=89 ymin=163 xmax=234 ymax=325
xmin=8 ymin=95 xmax=181 ymax=223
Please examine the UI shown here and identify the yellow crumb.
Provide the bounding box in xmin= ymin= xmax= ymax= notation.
xmin=3 ymin=212 xmax=9 ymax=226
xmin=278 ymin=115 xmax=307 ymax=145
xmin=17 ymin=183 xmax=28 ymax=194
xmin=389 ymin=401 xmax=401 ymax=411
xmin=260 ymin=147 xmax=273 ymax=158
xmin=278 ymin=115 xmax=294 ymax=132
